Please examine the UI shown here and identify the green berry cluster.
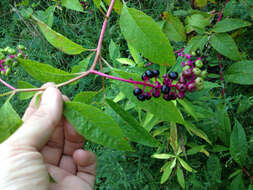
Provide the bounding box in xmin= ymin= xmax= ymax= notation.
xmin=0 ymin=45 xmax=26 ymax=77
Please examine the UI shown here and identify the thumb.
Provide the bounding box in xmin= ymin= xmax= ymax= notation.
xmin=6 ymin=87 xmax=63 ymax=150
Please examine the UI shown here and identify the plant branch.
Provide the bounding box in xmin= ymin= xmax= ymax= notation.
xmin=242 ymin=167 xmax=253 ymax=181
xmin=90 ymin=0 xmax=116 ymax=70
xmin=0 ymin=77 xmax=16 ymax=90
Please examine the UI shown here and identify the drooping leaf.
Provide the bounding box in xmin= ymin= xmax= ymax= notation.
xmin=33 ymin=16 xmax=86 ymax=55
xmin=103 ymin=0 xmax=123 ymax=14
xmin=177 ymin=166 xmax=185 ymax=189
xmin=17 ymin=80 xmax=36 ymax=100
xmin=63 ymin=102 xmax=132 ymax=151
xmin=19 ymin=58 xmax=77 ymax=83
xmin=207 ymin=155 xmax=222 ymax=185
xmin=230 ymin=174 xmax=246 ymax=190
xmin=212 ymin=18 xmax=251 ymax=33
xmin=162 ymin=12 xmax=186 ymax=42
xmin=0 ymin=101 xmax=23 ymax=143
xmin=109 ymin=39 xmax=121 ymax=61
xmin=177 ymin=99 xmax=198 ymax=120
xmin=113 ymin=70 xmax=185 ymax=124
xmin=127 ymin=42 xmax=143 ymax=64
xmin=120 ymin=6 xmax=175 ymax=66
xmin=185 ymin=122 xmax=212 ymax=144
xmin=230 ymin=120 xmax=248 ymax=166
xmin=73 ymin=90 xmax=101 ymax=104
xmin=161 ymin=159 xmax=176 ymax=184
xmin=116 ymin=58 xmax=135 ymax=66
xmin=210 ymin=33 xmax=241 ymax=60
xmin=170 ymin=122 xmax=178 ymax=152
xmin=106 ymin=99 xmax=159 ymax=147
xmin=36 ymin=6 xmax=56 ymax=27
xmin=62 ymin=0 xmax=84 ymax=12
xmin=151 ymin=153 xmax=175 ymax=159
xmin=225 ymin=60 xmax=253 ymax=85
xmin=178 ymin=157 xmax=193 ymax=172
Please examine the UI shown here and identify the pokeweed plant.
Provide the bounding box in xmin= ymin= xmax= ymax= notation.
xmin=0 ymin=0 xmax=253 ymax=189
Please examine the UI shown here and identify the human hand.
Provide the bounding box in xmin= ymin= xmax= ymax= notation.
xmin=0 ymin=84 xmax=97 ymax=190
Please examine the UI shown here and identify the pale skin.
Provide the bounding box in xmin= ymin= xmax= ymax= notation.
xmin=0 ymin=83 xmax=97 ymax=190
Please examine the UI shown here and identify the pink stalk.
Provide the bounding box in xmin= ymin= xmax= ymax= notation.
xmin=90 ymin=0 xmax=115 ymax=70
xmin=90 ymin=70 xmax=155 ymax=88
xmin=0 ymin=77 xmax=16 ymax=90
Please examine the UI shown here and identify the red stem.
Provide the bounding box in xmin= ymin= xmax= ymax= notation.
xmin=0 ymin=77 xmax=16 ymax=90
xmin=242 ymin=168 xmax=253 ymax=181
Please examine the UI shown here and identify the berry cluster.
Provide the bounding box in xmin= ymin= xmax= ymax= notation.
xmin=80 ymin=0 xmax=88 ymax=9
xmin=0 ymin=45 xmax=26 ymax=76
xmin=133 ymin=51 xmax=207 ymax=101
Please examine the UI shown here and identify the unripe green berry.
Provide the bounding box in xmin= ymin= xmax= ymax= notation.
xmin=5 ymin=68 xmax=11 ymax=76
xmin=192 ymin=51 xmax=196 ymax=56
xmin=193 ymin=68 xmax=201 ymax=75
xmin=17 ymin=45 xmax=25 ymax=50
xmin=183 ymin=65 xmax=191 ymax=71
xmin=201 ymin=70 xmax=208 ymax=78
xmin=0 ymin=71 xmax=4 ymax=76
xmin=5 ymin=58 xmax=13 ymax=65
xmin=17 ymin=53 xmax=24 ymax=58
xmin=196 ymin=84 xmax=204 ymax=91
xmin=195 ymin=77 xmax=204 ymax=86
xmin=8 ymin=48 xmax=16 ymax=55
xmin=195 ymin=60 xmax=203 ymax=68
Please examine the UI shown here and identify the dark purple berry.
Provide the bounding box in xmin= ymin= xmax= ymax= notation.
xmin=163 ymin=94 xmax=170 ymax=101
xmin=176 ymin=83 xmax=186 ymax=92
xmin=153 ymin=70 xmax=160 ymax=77
xmin=137 ymin=94 xmax=146 ymax=101
xmin=152 ymin=89 xmax=161 ymax=98
xmin=142 ymin=73 xmax=147 ymax=80
xmin=168 ymin=72 xmax=178 ymax=80
xmin=161 ymin=85 xmax=170 ymax=94
xmin=169 ymin=92 xmax=177 ymax=100
xmin=145 ymin=70 xmax=154 ymax=78
xmin=183 ymin=69 xmax=192 ymax=77
xmin=144 ymin=92 xmax=151 ymax=100
xmin=133 ymin=88 xmax=142 ymax=96
xmin=187 ymin=83 xmax=196 ymax=92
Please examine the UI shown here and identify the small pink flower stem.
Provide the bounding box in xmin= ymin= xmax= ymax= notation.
xmin=0 ymin=77 xmax=16 ymax=90
xmin=90 ymin=70 xmax=156 ymax=88
xmin=174 ymin=48 xmax=185 ymax=54
xmin=90 ymin=0 xmax=115 ymax=70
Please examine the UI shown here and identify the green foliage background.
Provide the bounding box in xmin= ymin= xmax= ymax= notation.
xmin=0 ymin=0 xmax=253 ymax=189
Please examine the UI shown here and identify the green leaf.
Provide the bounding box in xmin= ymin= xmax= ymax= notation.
xmin=177 ymin=166 xmax=185 ymax=189
xmin=212 ymin=18 xmax=251 ymax=33
xmin=93 ymin=0 xmax=101 ymax=8
xmin=0 ymin=101 xmax=23 ymax=143
xmin=161 ymin=159 xmax=176 ymax=184
xmin=106 ymin=99 xmax=159 ymax=147
xmin=217 ymin=105 xmax=231 ymax=146
xmin=230 ymin=174 xmax=246 ymax=190
xmin=62 ymin=0 xmax=84 ymax=12
xmin=230 ymin=120 xmax=248 ymax=166
xmin=194 ymin=0 xmax=208 ymax=8
xmin=177 ymin=99 xmax=198 ymax=120
xmin=71 ymin=54 xmax=93 ymax=73
xmin=63 ymin=102 xmax=132 ymax=151
xmin=127 ymin=42 xmax=143 ymax=64
xmin=185 ymin=122 xmax=212 ymax=144
xmin=116 ymin=58 xmax=135 ymax=66
xmin=186 ymin=35 xmax=208 ymax=53
xmin=162 ymin=12 xmax=186 ymax=42
xmin=207 ymin=155 xmax=222 ymax=185
xmin=151 ymin=153 xmax=175 ymax=159
xmin=210 ymin=33 xmax=241 ymax=61
xmin=36 ymin=6 xmax=56 ymax=28
xmin=187 ymin=14 xmax=210 ymax=31
xmin=103 ymin=0 xmax=122 ymax=14
xmin=178 ymin=157 xmax=193 ymax=172
xmin=19 ymin=58 xmax=76 ymax=83
xmin=228 ymin=169 xmax=242 ymax=179
xmin=225 ymin=60 xmax=253 ymax=85
xmin=113 ymin=70 xmax=185 ymax=124
xmin=120 ymin=6 xmax=175 ymax=66
xmin=109 ymin=39 xmax=120 ymax=61
xmin=211 ymin=145 xmax=229 ymax=152
xmin=33 ymin=16 xmax=86 ymax=55
xmin=73 ymin=91 xmax=101 ymax=104
xmin=170 ymin=122 xmax=178 ymax=152
xmin=17 ymin=80 xmax=36 ymax=100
